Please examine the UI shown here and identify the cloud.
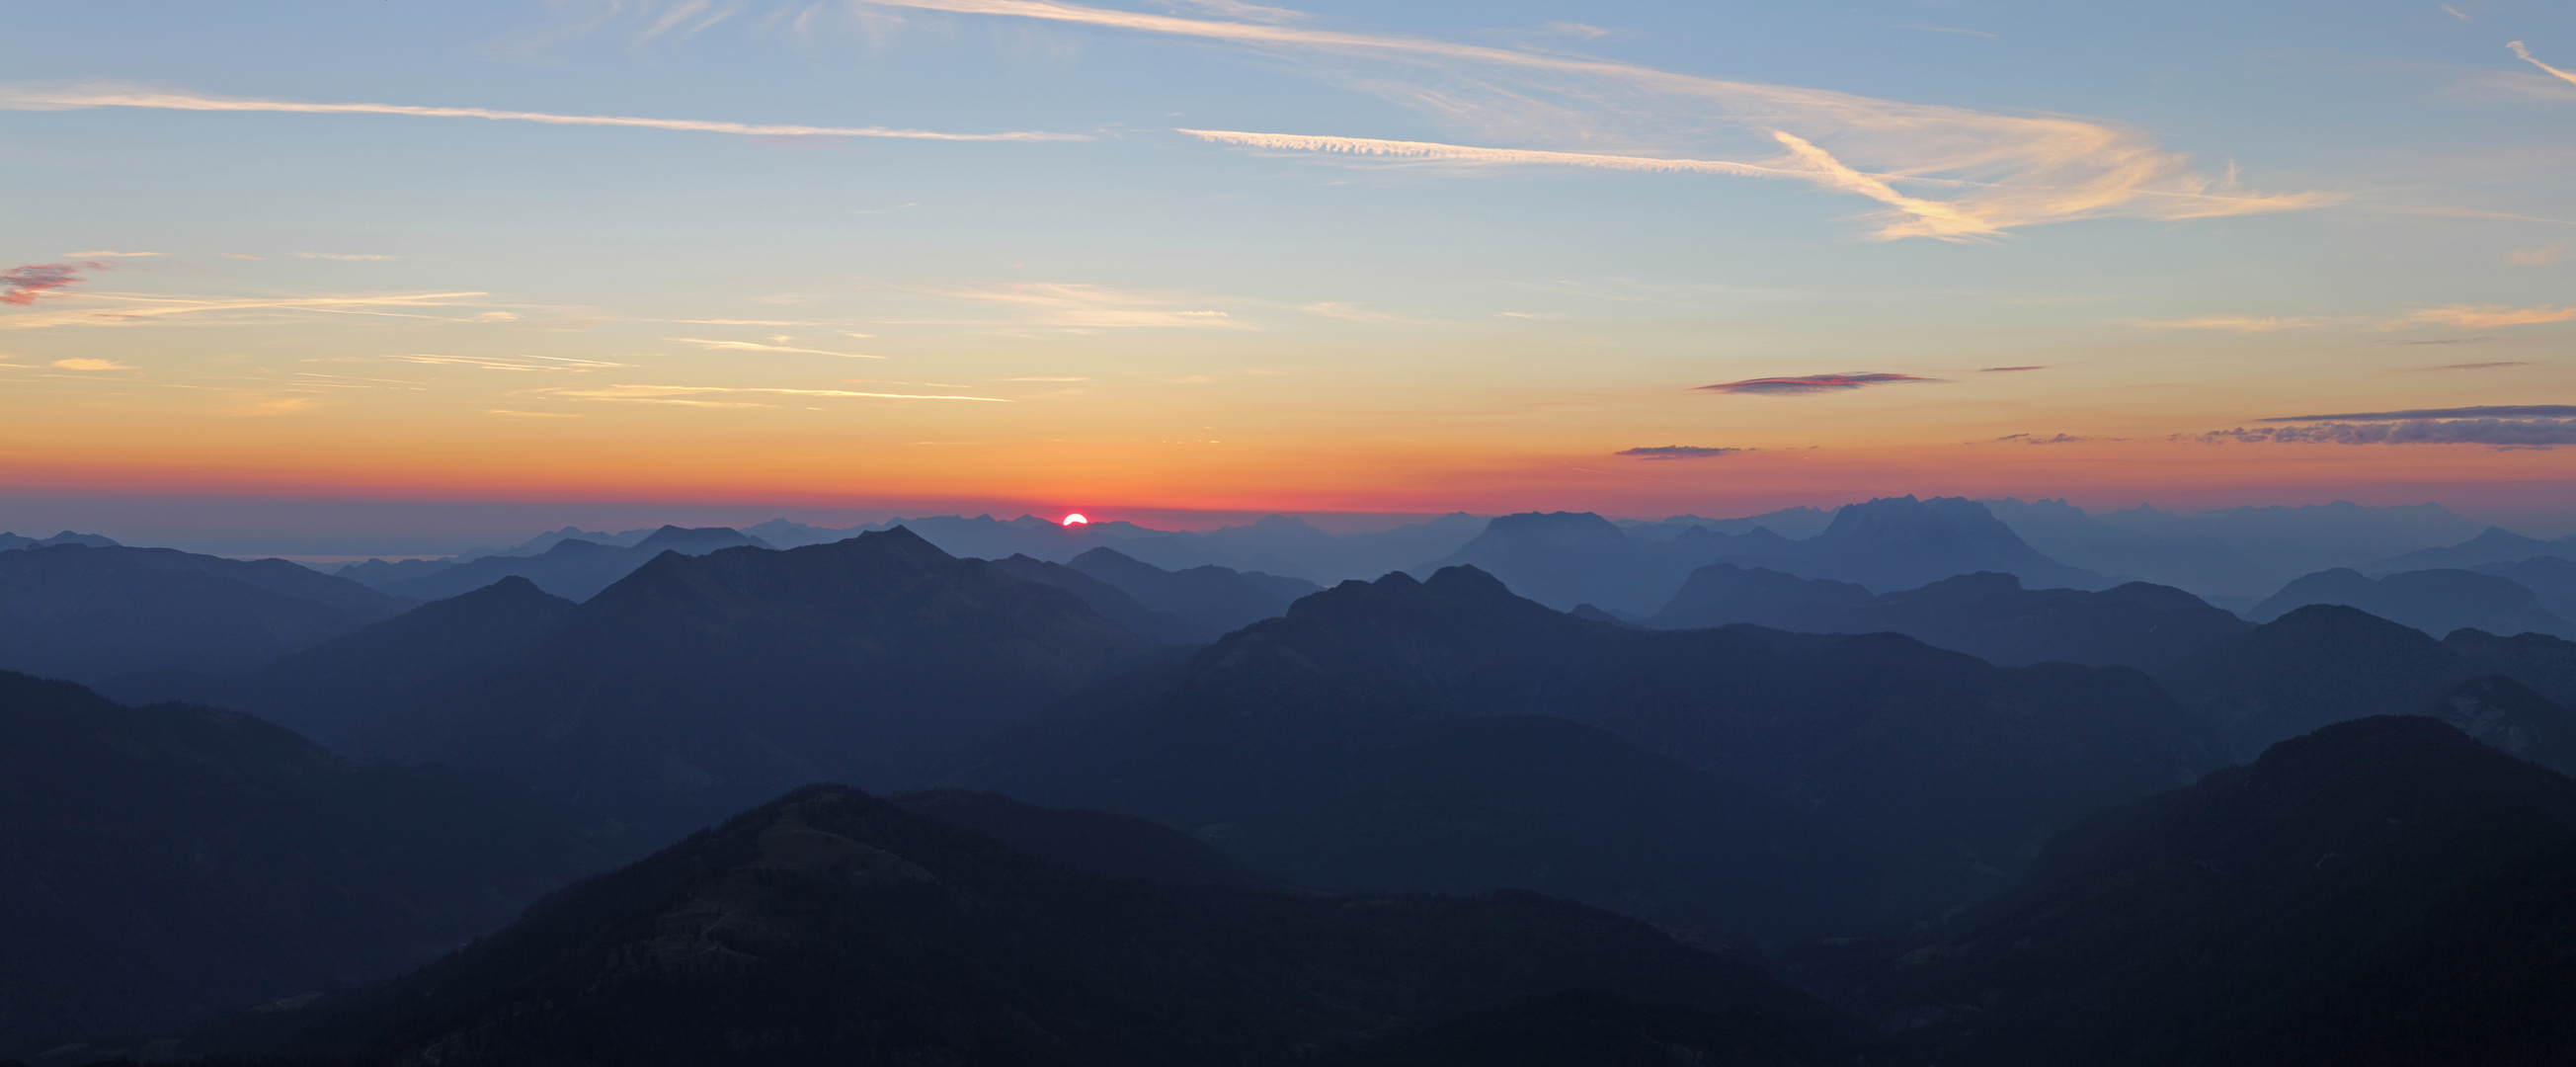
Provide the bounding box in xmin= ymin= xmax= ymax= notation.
xmin=369 ymin=353 xmax=629 ymax=371
xmin=1696 ymin=371 xmax=1934 ymax=394
xmin=487 ymin=409 xmax=581 ymax=417
xmin=2507 ymin=243 xmax=2568 ymax=266
xmin=2 ymin=262 xmax=100 ymax=305
xmin=2392 ymin=303 xmax=2576 ymax=329
xmin=550 ymin=383 xmax=1011 ymax=403
xmin=1981 ymin=365 xmax=2048 ymax=371
xmin=0 ymin=83 xmax=1086 ymax=142
xmin=49 ymin=358 xmax=132 ymax=370
xmin=1299 ymin=300 xmax=1413 ymax=323
xmin=64 ymin=251 xmax=160 ymax=258
xmin=927 ymin=283 xmax=1246 ymax=329
xmin=1002 ymin=375 xmax=1087 ymax=380
xmin=839 ymin=0 xmax=2327 ymax=239
xmin=2427 ymin=362 xmax=2533 ymax=369
xmin=2512 ymin=41 xmax=2576 ymax=88
xmin=2259 ymin=404 xmax=2576 ymax=421
xmin=295 ymin=252 xmax=396 ymax=261
xmin=2137 ymin=314 xmax=2333 ymax=332
xmin=1617 ymin=445 xmax=1747 ymax=459
xmin=0 ymin=289 xmax=492 ymax=329
xmin=2444 ymin=4 xmax=2469 ymax=20
xmin=2198 ymin=419 xmax=2576 ymax=449
xmin=1995 ymin=433 xmax=2087 ymax=445
xmin=668 ymin=337 xmax=883 ymax=358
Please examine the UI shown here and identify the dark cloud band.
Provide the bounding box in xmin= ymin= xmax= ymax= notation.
xmin=2258 ymin=404 xmax=2576 ymax=422
xmin=1616 ymin=446 xmax=1748 ymax=459
xmin=1697 ymin=371 xmax=1933 ymax=395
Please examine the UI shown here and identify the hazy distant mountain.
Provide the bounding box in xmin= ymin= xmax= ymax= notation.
xmin=1729 ymin=496 xmax=2110 ymax=594
xmin=0 ymin=544 xmax=410 ymax=683
xmin=103 ymin=576 xmax=580 ymax=750
xmin=1802 ymin=716 xmax=2576 ymax=1067
xmin=1980 ymin=497 xmax=2498 ymax=608
xmin=742 ymin=512 xmax=1493 ymax=586
xmin=1207 ymin=714 xmax=1881 ymax=945
xmin=2447 ymin=628 xmax=2576 ymax=707
xmin=0 ymin=530 xmax=118 ymax=551
xmin=1618 ymin=507 xmax=1835 ymax=541
xmin=2249 ymin=567 xmax=2576 ymax=639
xmin=192 ymin=783 xmax=1873 ymax=1067
xmin=974 ymin=565 xmax=2225 ymax=919
xmin=892 ymin=788 xmax=1274 ymax=889
xmin=367 ymin=525 xmax=770 ymax=602
xmin=0 ymin=672 xmax=607 ymax=1060
xmin=2372 ymin=526 xmax=2576 ymax=573
xmin=986 ymin=552 xmax=1207 ymax=644
xmin=1064 ymin=546 xmax=1320 ymax=636
xmin=1421 ymin=511 xmax=1786 ymax=615
xmin=1650 ymin=567 xmax=2248 ymax=670
xmin=365 ymin=528 xmax=1165 ymax=836
xmin=2472 ymin=555 xmax=2576 ymax=617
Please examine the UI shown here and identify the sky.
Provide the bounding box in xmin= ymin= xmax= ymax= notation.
xmin=3 ymin=0 xmax=2573 ymax=552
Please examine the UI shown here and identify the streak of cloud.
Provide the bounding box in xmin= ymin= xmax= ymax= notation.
xmin=2258 ymin=404 xmax=2576 ymax=421
xmin=63 ymin=251 xmax=160 ymax=258
xmin=0 ymin=83 xmax=1087 ymax=142
xmin=0 ymin=290 xmax=493 ymax=329
xmin=551 ymin=383 xmax=1011 ymax=402
xmin=295 ymin=252 xmax=396 ymax=261
xmin=1981 ymin=365 xmax=2048 ymax=371
xmin=1616 ymin=446 xmax=1747 ymax=459
xmin=2394 ymin=303 xmax=2576 ymax=329
xmin=368 ymin=354 xmax=630 ymax=371
xmin=2427 ymin=362 xmax=2533 ymax=369
xmin=2511 ymin=41 xmax=2576 ymax=87
xmin=851 ymin=0 xmax=2328 ymax=239
xmin=928 ymin=283 xmax=1245 ymax=329
xmin=2198 ymin=419 xmax=2576 ymax=449
xmin=1697 ymin=371 xmax=1933 ymax=394
xmin=668 ymin=337 xmax=883 ymax=358
xmin=2508 ymin=244 xmax=2569 ymax=266
xmin=1995 ymin=433 xmax=2088 ymax=445
xmin=50 ymin=358 xmax=132 ymax=370
xmin=2 ymin=263 xmax=101 ymax=305
xmin=2137 ymin=315 xmax=2333 ymax=332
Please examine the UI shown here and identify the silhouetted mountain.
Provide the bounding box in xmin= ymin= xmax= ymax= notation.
xmin=191 ymin=784 xmax=1874 ymax=1067
xmin=2474 ymin=554 xmax=2576 ymax=617
xmin=986 ymin=553 xmax=1207 ymax=644
xmin=2250 ymin=566 xmax=2576 ymax=638
xmin=1731 ymin=496 xmax=2109 ymax=594
xmin=0 ymin=545 xmax=410 ymax=683
xmin=1986 ymin=498 xmax=2485 ymax=607
xmin=101 ymin=577 xmax=579 ymax=750
xmin=740 ymin=513 xmax=1489 ymax=586
xmin=2161 ymin=605 xmax=2476 ymax=756
xmin=1421 ymin=512 xmax=1783 ymax=615
xmin=1797 ymin=716 xmax=2576 ymax=1066
xmin=2430 ymin=676 xmax=2576 ymax=778
xmin=1650 ymin=567 xmax=2248 ymax=670
xmin=0 ymin=672 xmax=607 ymax=1060
xmin=365 ymin=529 xmax=1164 ymax=836
xmin=1207 ymin=714 xmax=1880 ymax=945
xmin=2373 ymin=525 xmax=2576 ymax=572
xmin=0 ymin=530 xmax=118 ymax=551
xmin=369 ymin=526 xmax=770 ymax=602
xmin=974 ymin=566 xmax=2224 ymax=920
xmin=2447 ymin=627 xmax=2576 ymax=707
xmin=893 ymin=788 xmax=1274 ymax=889
xmin=1065 ymin=546 xmax=1321 ymax=636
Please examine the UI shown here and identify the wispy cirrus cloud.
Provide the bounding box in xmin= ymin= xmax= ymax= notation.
xmin=363 ymin=354 xmax=631 ymax=371
xmin=50 ymin=358 xmax=132 ymax=370
xmin=2507 ymin=243 xmax=2568 ymax=266
xmin=2 ymin=262 xmax=102 ymax=305
xmin=0 ymin=289 xmax=494 ymax=329
xmin=1981 ymin=365 xmax=2049 ymax=371
xmin=2511 ymin=41 xmax=2576 ymax=88
xmin=548 ymin=383 xmax=1012 ymax=403
xmin=2426 ymin=361 xmax=2532 ymax=369
xmin=1697 ymin=371 xmax=1933 ymax=395
xmin=2391 ymin=303 xmax=2576 ymax=329
xmin=63 ymin=251 xmax=160 ymax=258
xmin=926 ymin=283 xmax=1245 ymax=330
xmin=1616 ymin=445 xmax=1747 ymax=459
xmin=0 ymin=83 xmax=1086 ymax=142
xmin=295 ymin=252 xmax=396 ymax=262
xmin=826 ymin=0 xmax=2325 ymax=239
xmin=1995 ymin=433 xmax=2089 ymax=445
xmin=2136 ymin=314 xmax=2335 ymax=332
xmin=2198 ymin=404 xmax=2576 ymax=450
xmin=668 ymin=337 xmax=883 ymax=358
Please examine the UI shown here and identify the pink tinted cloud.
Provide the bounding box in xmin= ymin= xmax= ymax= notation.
xmin=1 ymin=262 xmax=101 ymax=305
xmin=1696 ymin=371 xmax=1935 ymax=395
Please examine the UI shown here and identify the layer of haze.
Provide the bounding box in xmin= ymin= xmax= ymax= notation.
xmin=2 ymin=0 xmax=2571 ymax=539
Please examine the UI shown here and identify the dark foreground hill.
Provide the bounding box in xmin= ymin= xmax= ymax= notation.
xmin=1794 ymin=716 xmax=2576 ymax=1067
xmin=972 ymin=566 xmax=2226 ymax=929
xmin=1650 ymin=567 xmax=2248 ymax=670
xmin=0 ymin=544 xmax=410 ymax=683
xmin=0 ymin=673 xmax=608 ymax=1060
xmin=1064 ymin=546 xmax=1319 ymax=636
xmin=365 ymin=529 xmax=1167 ymax=837
xmin=187 ymin=784 xmax=1883 ymax=1067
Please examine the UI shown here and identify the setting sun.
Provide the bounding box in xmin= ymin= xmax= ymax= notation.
xmin=1061 ymin=514 xmax=1088 ymax=527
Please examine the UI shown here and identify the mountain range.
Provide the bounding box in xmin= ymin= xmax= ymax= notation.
xmin=2250 ymin=566 xmax=2576 ymax=639
xmin=0 ymin=544 xmax=410 ymax=684
xmin=342 ymin=525 xmax=770 ymax=602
